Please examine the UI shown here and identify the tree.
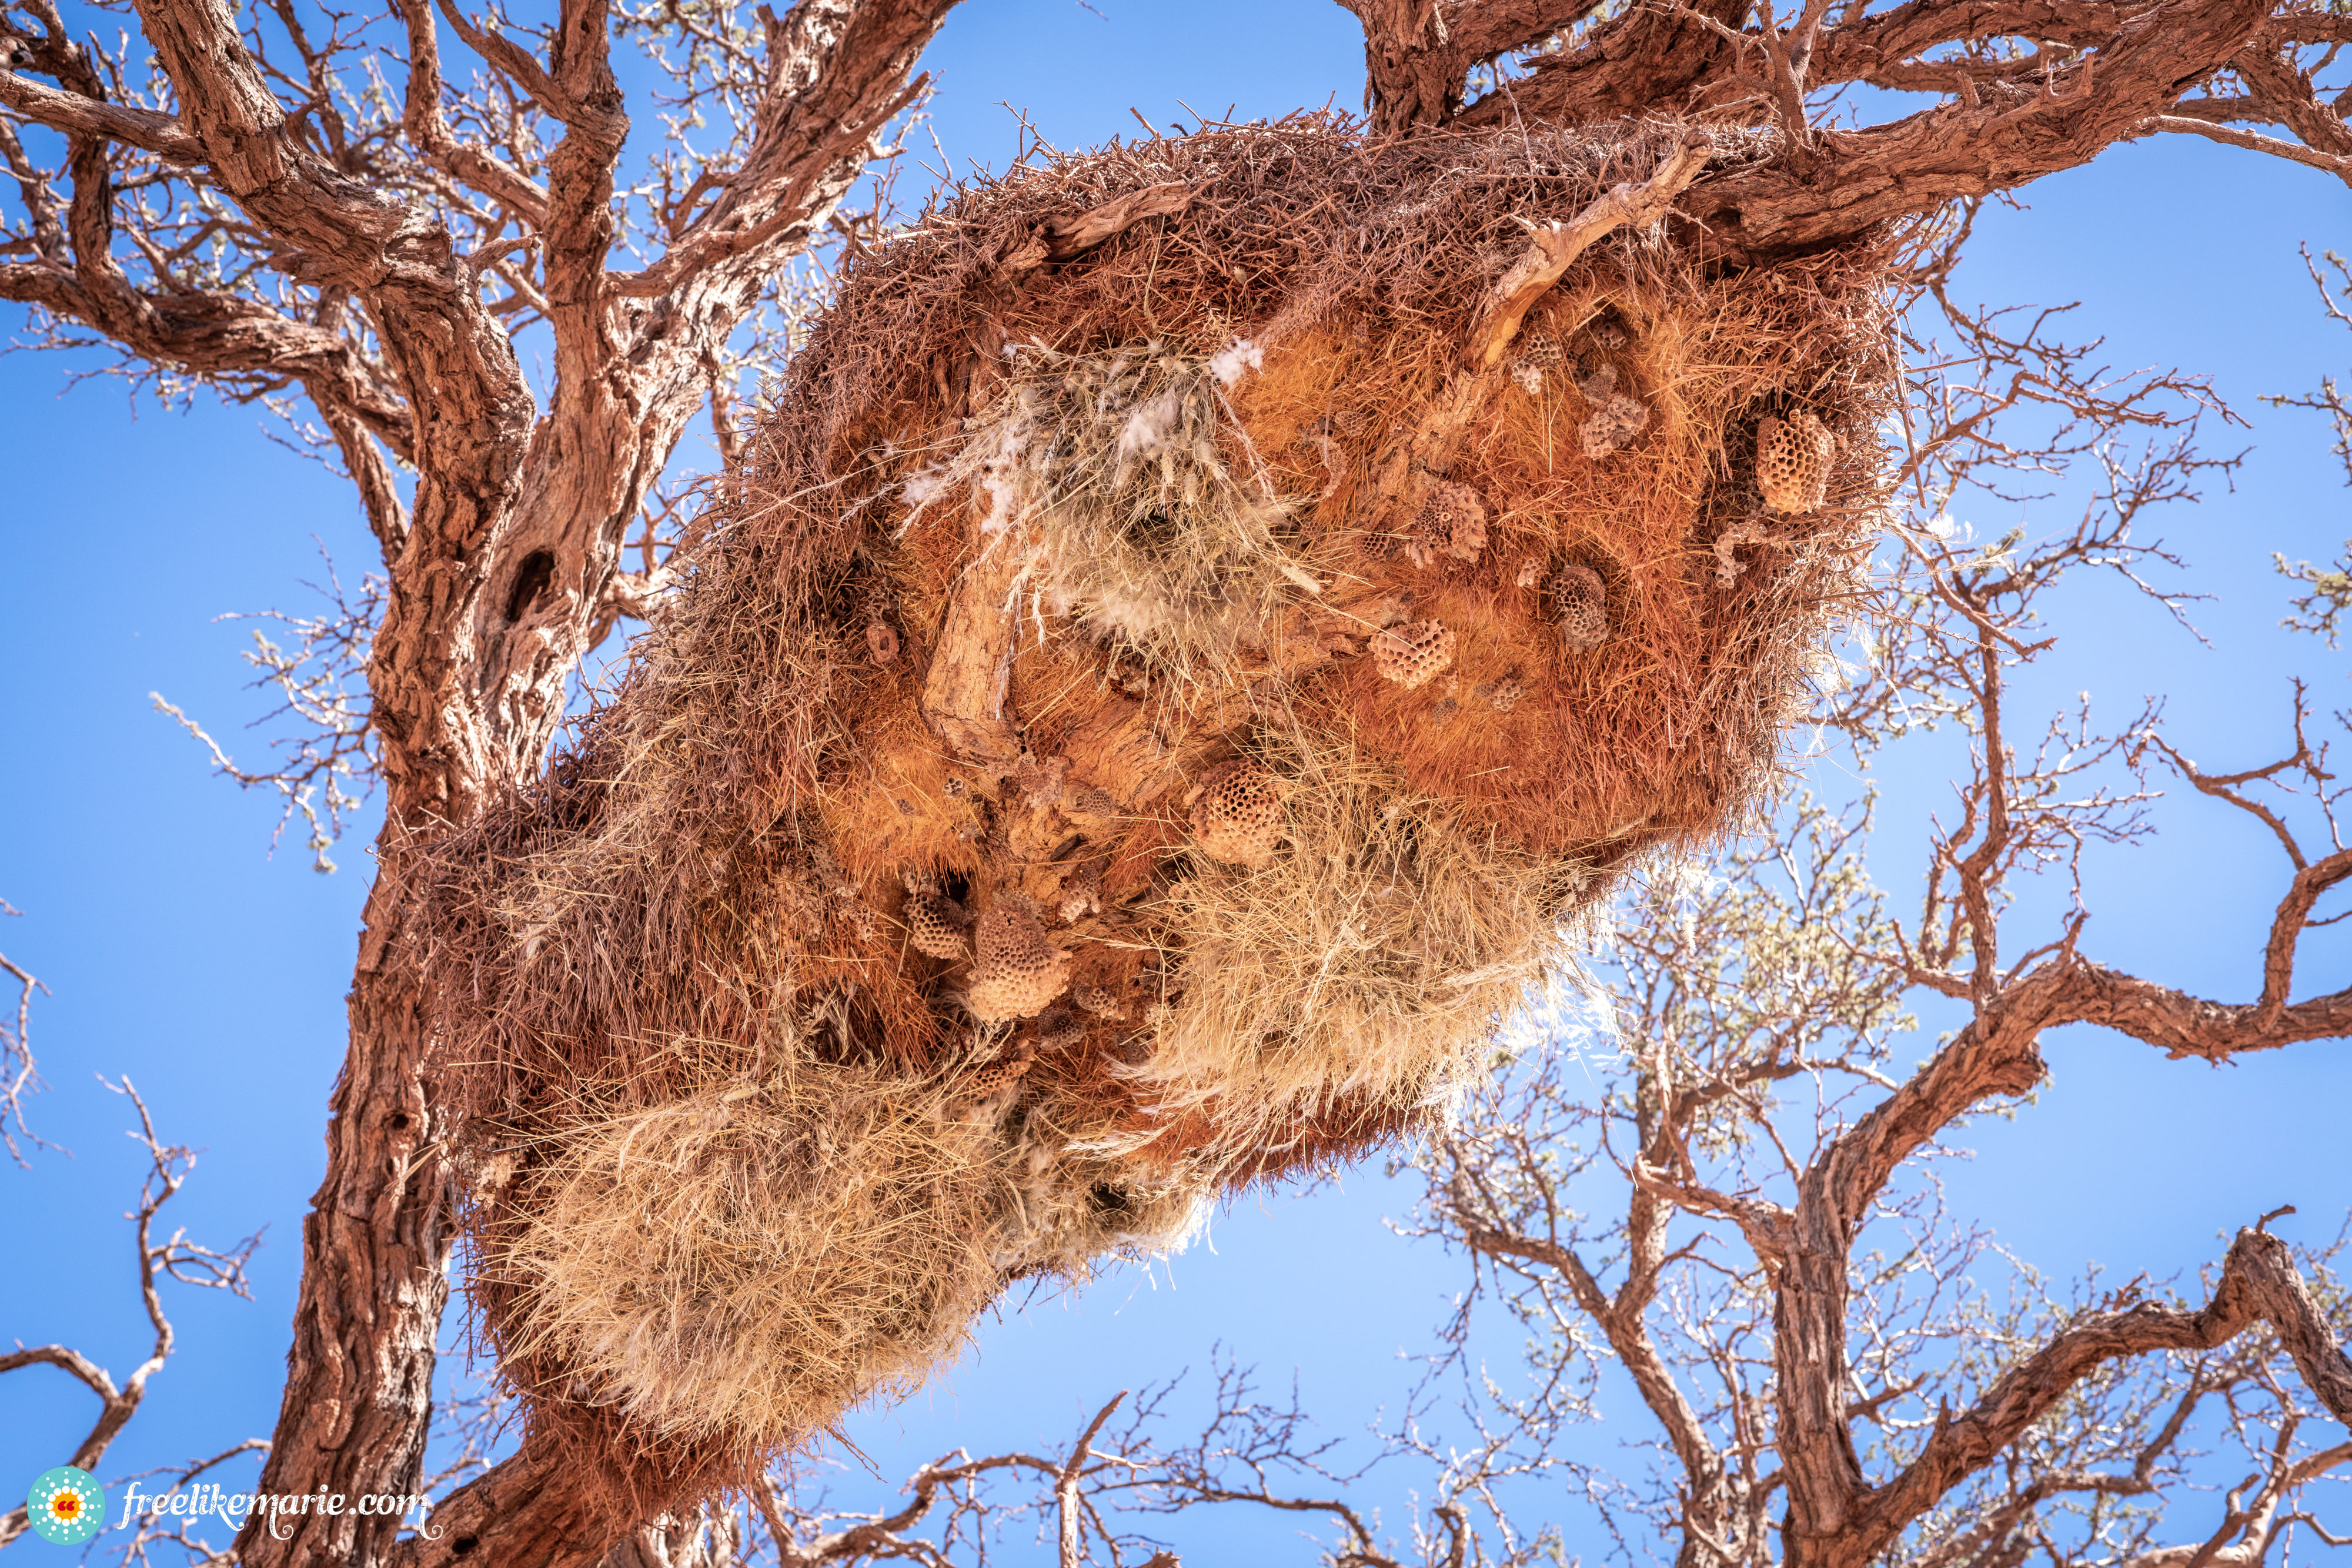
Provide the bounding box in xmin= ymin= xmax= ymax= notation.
xmin=4 ymin=0 xmax=2351 ymax=1562
xmin=412 ymin=245 xmax=2352 ymax=1568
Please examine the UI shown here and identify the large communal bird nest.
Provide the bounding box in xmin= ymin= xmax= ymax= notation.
xmin=425 ymin=112 xmax=1898 ymax=1507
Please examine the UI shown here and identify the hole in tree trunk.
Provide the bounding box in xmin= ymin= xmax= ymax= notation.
xmin=505 ymin=551 xmax=556 ymax=626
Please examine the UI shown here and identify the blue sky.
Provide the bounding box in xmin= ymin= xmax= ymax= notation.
xmin=2 ymin=0 xmax=2349 ymax=1558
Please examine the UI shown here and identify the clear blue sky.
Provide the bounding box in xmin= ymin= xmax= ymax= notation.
xmin=2 ymin=1 xmax=2348 ymax=1557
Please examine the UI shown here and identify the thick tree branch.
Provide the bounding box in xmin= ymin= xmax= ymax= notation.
xmin=2233 ymin=43 xmax=2352 ymax=164
xmin=1337 ymin=0 xmax=1609 ymax=134
xmin=1455 ymin=0 xmax=1756 ymax=127
xmin=317 ymin=388 xmax=415 ymax=551
xmin=0 ymin=67 xmax=203 ymax=161
xmin=397 ymin=0 xmax=552 ymax=226
xmin=2070 ymin=966 xmax=2352 ymax=1061
xmin=1464 ymin=139 xmax=1709 ymax=367
xmin=1429 ymin=0 xmax=2337 ymax=258
xmin=1853 ymin=1227 xmax=2352 ymax=1563
xmin=1674 ymin=0 xmax=2272 ymax=256
xmin=380 ymin=1445 xmax=617 ymax=1567
xmin=0 ymin=262 xmax=417 ymax=457
xmin=1772 ymin=935 xmax=2348 ymax=1562
xmin=432 ymin=0 xmax=625 ymax=133
xmin=1803 ymin=0 xmax=2133 ymax=88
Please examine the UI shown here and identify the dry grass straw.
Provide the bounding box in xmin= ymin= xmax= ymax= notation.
xmin=994 ymin=1134 xmax=1216 ymax=1279
xmin=492 ymin=1060 xmax=1005 ymax=1453
xmin=1128 ymin=721 xmax=1580 ymax=1159
xmin=910 ymin=342 xmax=1323 ymax=687
xmin=420 ymin=110 xmax=1903 ymax=1498
xmin=1252 ymin=265 xmax=1889 ymax=861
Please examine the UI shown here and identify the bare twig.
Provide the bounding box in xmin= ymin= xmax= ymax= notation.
xmin=0 ymin=1078 xmax=261 ymax=1550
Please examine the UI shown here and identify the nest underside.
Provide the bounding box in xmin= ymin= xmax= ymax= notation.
xmin=424 ymin=112 xmax=1900 ymax=1499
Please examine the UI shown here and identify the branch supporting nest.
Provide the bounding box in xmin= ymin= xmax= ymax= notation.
xmin=1464 ymin=142 xmax=1711 ymax=371
xmin=990 ymin=180 xmax=1195 ymax=282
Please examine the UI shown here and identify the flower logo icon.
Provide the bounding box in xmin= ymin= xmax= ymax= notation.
xmin=26 ymin=1466 xmax=106 ymax=1545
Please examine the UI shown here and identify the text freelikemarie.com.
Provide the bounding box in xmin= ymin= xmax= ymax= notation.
xmin=117 ymin=1482 xmax=443 ymax=1540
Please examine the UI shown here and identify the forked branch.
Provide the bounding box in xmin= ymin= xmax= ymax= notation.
xmin=0 ymin=1078 xmax=261 ymax=1549
xmin=0 ymin=897 xmax=45 ymax=1166
xmin=1856 ymin=1226 xmax=2352 ymax=1560
xmin=1463 ymin=140 xmax=1710 ymax=369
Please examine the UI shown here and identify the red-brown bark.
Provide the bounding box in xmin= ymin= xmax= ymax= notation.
xmin=0 ymin=0 xmax=961 ymax=1560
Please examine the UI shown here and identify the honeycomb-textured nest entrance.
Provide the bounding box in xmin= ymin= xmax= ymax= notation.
xmin=1758 ymin=410 xmax=1836 ymax=513
xmin=423 ymin=113 xmax=1899 ymax=1491
xmin=1556 ymin=564 xmax=1610 ymax=650
xmin=1373 ymin=620 xmax=1459 ymax=688
xmin=1188 ymin=758 xmax=1291 ymax=868
xmin=967 ymin=894 xmax=1071 ymax=1021
xmin=1407 ymin=481 xmax=1488 ymax=567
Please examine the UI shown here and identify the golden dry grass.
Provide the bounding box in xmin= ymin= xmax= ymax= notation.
xmin=913 ymin=343 xmax=1327 ymax=690
xmin=1125 ymin=723 xmax=1578 ymax=1161
xmin=493 ymin=1062 xmax=1005 ymax=1451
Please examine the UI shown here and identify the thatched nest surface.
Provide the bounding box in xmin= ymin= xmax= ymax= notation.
xmin=426 ymin=112 xmax=1897 ymax=1493
xmin=494 ymin=1068 xmax=1004 ymax=1452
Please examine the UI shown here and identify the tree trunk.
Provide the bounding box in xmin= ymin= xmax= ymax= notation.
xmin=236 ymin=875 xmax=456 ymax=1567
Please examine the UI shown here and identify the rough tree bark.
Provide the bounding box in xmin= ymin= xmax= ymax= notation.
xmin=8 ymin=0 xmax=2352 ymax=1559
xmin=4 ymin=0 xmax=964 ymax=1560
xmin=240 ymin=1 xmax=963 ymax=1554
xmin=1763 ymin=966 xmax=2352 ymax=1568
